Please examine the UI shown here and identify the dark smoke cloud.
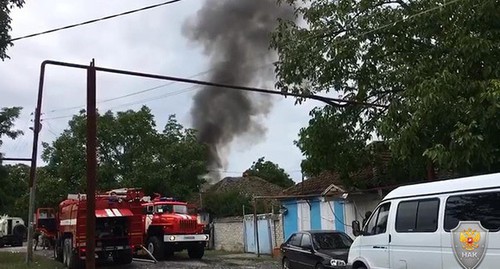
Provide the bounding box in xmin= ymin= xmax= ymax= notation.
xmin=183 ymin=0 xmax=294 ymax=182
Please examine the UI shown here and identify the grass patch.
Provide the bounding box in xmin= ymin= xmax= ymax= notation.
xmin=0 ymin=252 xmax=64 ymax=269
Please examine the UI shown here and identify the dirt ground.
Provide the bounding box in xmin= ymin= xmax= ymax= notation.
xmin=0 ymin=244 xmax=281 ymax=269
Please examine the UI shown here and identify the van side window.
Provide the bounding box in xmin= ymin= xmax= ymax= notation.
xmin=445 ymin=191 xmax=500 ymax=232
xmin=364 ymin=203 xmax=391 ymax=236
xmin=396 ymin=199 xmax=439 ymax=232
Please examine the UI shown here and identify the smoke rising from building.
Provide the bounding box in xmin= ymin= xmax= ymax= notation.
xmin=183 ymin=0 xmax=294 ymax=182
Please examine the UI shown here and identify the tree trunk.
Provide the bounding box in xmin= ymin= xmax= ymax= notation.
xmin=426 ymin=160 xmax=436 ymax=181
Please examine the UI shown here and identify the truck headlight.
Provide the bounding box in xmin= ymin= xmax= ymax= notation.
xmin=330 ymin=259 xmax=346 ymax=266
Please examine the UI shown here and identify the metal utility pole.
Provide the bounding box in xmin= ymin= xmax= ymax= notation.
xmin=86 ymin=59 xmax=97 ymax=268
xmin=26 ymin=63 xmax=45 ymax=264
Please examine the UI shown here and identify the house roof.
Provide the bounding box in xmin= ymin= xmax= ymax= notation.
xmin=206 ymin=175 xmax=284 ymax=196
xmin=282 ymin=171 xmax=345 ymax=196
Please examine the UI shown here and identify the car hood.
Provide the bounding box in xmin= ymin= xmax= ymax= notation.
xmin=316 ymin=248 xmax=349 ymax=261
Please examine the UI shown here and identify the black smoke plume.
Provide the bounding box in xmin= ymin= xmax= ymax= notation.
xmin=183 ymin=0 xmax=294 ymax=182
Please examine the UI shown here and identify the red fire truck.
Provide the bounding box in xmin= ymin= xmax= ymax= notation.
xmin=53 ymin=189 xmax=144 ymax=268
xmin=34 ymin=208 xmax=57 ymax=248
xmin=141 ymin=194 xmax=209 ymax=260
xmin=106 ymin=188 xmax=209 ymax=261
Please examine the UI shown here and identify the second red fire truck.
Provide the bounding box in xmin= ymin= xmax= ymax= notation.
xmin=53 ymin=189 xmax=144 ymax=268
xmin=107 ymin=188 xmax=209 ymax=261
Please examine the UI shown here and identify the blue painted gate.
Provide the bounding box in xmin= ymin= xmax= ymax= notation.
xmin=243 ymin=214 xmax=273 ymax=254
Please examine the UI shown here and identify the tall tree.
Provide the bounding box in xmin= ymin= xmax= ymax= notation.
xmin=0 ymin=106 xmax=23 ymax=145
xmin=295 ymin=106 xmax=370 ymax=177
xmin=272 ymin=0 xmax=500 ymax=178
xmin=0 ymin=0 xmax=24 ymax=60
xmin=245 ymin=157 xmax=295 ymax=188
xmin=0 ymin=106 xmax=23 ymax=214
xmin=42 ymin=106 xmax=209 ymax=199
xmin=0 ymin=164 xmax=29 ymax=219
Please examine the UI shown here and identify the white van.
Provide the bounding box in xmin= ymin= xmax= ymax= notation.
xmin=347 ymin=172 xmax=500 ymax=269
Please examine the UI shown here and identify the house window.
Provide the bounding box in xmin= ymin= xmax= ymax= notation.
xmin=445 ymin=191 xmax=500 ymax=232
xmin=396 ymin=199 xmax=439 ymax=233
xmin=364 ymin=203 xmax=390 ymax=235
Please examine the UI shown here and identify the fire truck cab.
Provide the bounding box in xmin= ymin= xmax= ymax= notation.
xmin=53 ymin=189 xmax=144 ymax=269
xmin=142 ymin=196 xmax=209 ymax=260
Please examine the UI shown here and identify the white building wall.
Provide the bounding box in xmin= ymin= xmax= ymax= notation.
xmin=297 ymin=201 xmax=311 ymax=231
xmin=320 ymin=200 xmax=335 ymax=230
xmin=344 ymin=194 xmax=382 ymax=238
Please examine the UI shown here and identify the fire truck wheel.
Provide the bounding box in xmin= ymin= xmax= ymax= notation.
xmin=146 ymin=236 xmax=165 ymax=261
xmin=63 ymin=238 xmax=70 ymax=267
xmin=188 ymin=244 xmax=205 ymax=259
xmin=97 ymin=252 xmax=109 ymax=262
xmin=112 ymin=250 xmax=133 ymax=265
xmin=54 ymin=239 xmax=63 ymax=262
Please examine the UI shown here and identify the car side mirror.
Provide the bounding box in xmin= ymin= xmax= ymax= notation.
xmin=352 ymin=220 xmax=362 ymax=236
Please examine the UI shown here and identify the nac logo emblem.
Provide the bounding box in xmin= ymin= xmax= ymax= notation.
xmin=451 ymin=221 xmax=488 ymax=269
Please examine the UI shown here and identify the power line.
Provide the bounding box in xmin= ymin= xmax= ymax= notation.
xmin=42 ymin=85 xmax=199 ymax=121
xmin=104 ymin=85 xmax=199 ymax=110
xmin=9 ymin=0 xmax=184 ymax=42
xmin=46 ymin=69 xmax=211 ymax=114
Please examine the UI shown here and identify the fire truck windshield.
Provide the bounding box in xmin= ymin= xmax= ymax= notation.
xmin=155 ymin=204 xmax=188 ymax=214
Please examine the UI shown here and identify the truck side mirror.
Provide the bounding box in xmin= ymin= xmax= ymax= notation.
xmin=352 ymin=220 xmax=362 ymax=237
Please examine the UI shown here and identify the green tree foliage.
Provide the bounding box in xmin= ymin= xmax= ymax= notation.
xmin=0 ymin=0 xmax=24 ymax=60
xmin=296 ymin=106 xmax=427 ymax=186
xmin=0 ymin=107 xmax=23 ymax=215
xmin=245 ymin=157 xmax=294 ymax=188
xmin=42 ymin=106 xmax=209 ymax=200
xmin=202 ymin=190 xmax=252 ymax=218
xmin=0 ymin=106 xmax=23 ymax=146
xmin=295 ymin=106 xmax=370 ymax=177
xmin=202 ymin=190 xmax=272 ymax=218
xmin=272 ymin=0 xmax=500 ymax=178
xmin=0 ymin=164 xmax=28 ymax=217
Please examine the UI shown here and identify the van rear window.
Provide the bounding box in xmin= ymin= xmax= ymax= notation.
xmin=445 ymin=191 xmax=500 ymax=232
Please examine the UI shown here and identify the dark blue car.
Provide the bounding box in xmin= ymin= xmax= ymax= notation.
xmin=280 ymin=230 xmax=352 ymax=269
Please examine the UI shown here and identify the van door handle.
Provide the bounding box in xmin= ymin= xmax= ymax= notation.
xmin=373 ymin=246 xmax=387 ymax=249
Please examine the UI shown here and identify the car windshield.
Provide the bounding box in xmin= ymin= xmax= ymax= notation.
xmin=313 ymin=233 xmax=352 ymax=249
xmin=156 ymin=204 xmax=188 ymax=214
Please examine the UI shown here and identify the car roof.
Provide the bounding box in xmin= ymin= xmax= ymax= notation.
xmin=296 ymin=230 xmax=346 ymax=234
xmin=384 ymin=172 xmax=500 ymax=201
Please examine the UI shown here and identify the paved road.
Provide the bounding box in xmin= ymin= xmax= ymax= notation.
xmin=0 ymin=245 xmax=281 ymax=269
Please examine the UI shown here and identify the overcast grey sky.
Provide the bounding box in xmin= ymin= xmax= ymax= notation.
xmin=0 ymin=0 xmax=326 ymax=182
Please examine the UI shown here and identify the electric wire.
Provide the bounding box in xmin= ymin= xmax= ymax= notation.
xmin=9 ymin=0 xmax=184 ymax=42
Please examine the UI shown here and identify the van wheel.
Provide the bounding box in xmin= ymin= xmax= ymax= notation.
xmin=357 ymin=266 xmax=367 ymax=269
